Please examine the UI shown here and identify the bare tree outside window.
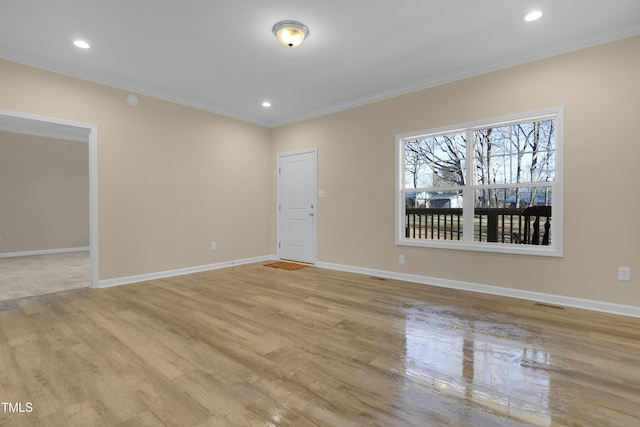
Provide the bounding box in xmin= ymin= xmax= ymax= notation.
xmin=399 ymin=111 xmax=559 ymax=253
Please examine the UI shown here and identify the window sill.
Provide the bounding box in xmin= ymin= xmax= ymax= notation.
xmin=395 ymin=238 xmax=563 ymax=257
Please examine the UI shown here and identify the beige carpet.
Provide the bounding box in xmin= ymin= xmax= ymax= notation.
xmin=0 ymin=251 xmax=90 ymax=301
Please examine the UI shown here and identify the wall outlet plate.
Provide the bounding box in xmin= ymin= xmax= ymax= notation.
xmin=618 ymin=267 xmax=631 ymax=281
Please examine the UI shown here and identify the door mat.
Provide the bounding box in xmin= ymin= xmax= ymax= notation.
xmin=264 ymin=261 xmax=311 ymax=271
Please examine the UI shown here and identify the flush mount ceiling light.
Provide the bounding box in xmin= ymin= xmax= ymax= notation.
xmin=524 ymin=10 xmax=543 ymax=22
xmin=272 ymin=20 xmax=309 ymax=48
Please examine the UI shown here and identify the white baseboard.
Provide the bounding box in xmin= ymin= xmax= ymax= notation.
xmin=96 ymin=255 xmax=277 ymax=289
xmin=316 ymin=261 xmax=640 ymax=319
xmin=0 ymin=246 xmax=90 ymax=259
xmin=92 ymin=254 xmax=640 ymax=319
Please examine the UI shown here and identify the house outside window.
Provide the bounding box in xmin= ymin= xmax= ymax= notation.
xmin=395 ymin=108 xmax=563 ymax=256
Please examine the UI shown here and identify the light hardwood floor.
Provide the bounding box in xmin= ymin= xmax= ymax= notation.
xmin=1 ymin=263 xmax=639 ymax=426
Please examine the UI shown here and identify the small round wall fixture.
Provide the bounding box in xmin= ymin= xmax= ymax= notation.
xmin=127 ymin=95 xmax=139 ymax=106
xmin=272 ymin=20 xmax=309 ymax=48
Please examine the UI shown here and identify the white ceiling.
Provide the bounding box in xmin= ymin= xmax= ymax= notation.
xmin=1 ymin=1 xmax=639 ymax=128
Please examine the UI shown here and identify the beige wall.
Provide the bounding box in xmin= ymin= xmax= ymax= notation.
xmin=271 ymin=36 xmax=640 ymax=307
xmin=0 ymin=59 xmax=272 ymax=280
xmin=1 ymin=36 xmax=639 ymax=308
xmin=0 ymin=131 xmax=89 ymax=253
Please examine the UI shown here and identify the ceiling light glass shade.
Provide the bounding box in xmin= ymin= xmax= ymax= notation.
xmin=273 ymin=21 xmax=309 ymax=48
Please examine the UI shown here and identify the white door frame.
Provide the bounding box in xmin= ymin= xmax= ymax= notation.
xmin=277 ymin=148 xmax=317 ymax=263
xmin=0 ymin=109 xmax=99 ymax=288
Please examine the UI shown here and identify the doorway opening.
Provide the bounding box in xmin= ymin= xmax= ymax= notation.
xmin=0 ymin=110 xmax=98 ymax=299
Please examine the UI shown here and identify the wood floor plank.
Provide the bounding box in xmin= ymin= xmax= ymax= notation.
xmin=1 ymin=262 xmax=640 ymax=425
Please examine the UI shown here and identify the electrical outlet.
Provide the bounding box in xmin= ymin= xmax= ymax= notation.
xmin=618 ymin=267 xmax=631 ymax=281
xmin=211 ymin=242 xmax=217 ymax=250
xmin=399 ymin=254 xmax=405 ymax=265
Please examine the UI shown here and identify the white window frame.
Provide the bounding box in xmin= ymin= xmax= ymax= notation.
xmin=395 ymin=107 xmax=564 ymax=257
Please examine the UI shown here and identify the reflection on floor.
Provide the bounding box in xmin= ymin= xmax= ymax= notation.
xmin=402 ymin=306 xmax=553 ymax=425
xmin=1 ymin=263 xmax=639 ymax=425
xmin=0 ymin=251 xmax=89 ymax=300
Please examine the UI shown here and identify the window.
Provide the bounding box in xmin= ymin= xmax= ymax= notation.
xmin=396 ymin=108 xmax=563 ymax=256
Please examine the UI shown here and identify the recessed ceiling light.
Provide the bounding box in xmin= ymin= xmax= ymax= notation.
xmin=262 ymin=101 xmax=272 ymax=107
xmin=73 ymin=40 xmax=90 ymax=49
xmin=524 ymin=10 xmax=543 ymax=22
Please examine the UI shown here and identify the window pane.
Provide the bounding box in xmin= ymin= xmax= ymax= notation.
xmin=405 ymin=190 xmax=464 ymax=240
xmin=473 ymin=187 xmax=552 ymax=244
xmin=473 ymin=120 xmax=555 ymax=185
xmin=475 ymin=186 xmax=552 ymax=209
xmin=398 ymin=109 xmax=561 ymax=254
xmin=404 ymin=132 xmax=466 ymax=188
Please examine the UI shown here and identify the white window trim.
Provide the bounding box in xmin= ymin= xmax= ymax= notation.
xmin=395 ymin=107 xmax=564 ymax=257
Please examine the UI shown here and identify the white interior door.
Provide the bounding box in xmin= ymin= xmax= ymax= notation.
xmin=278 ymin=150 xmax=317 ymax=264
